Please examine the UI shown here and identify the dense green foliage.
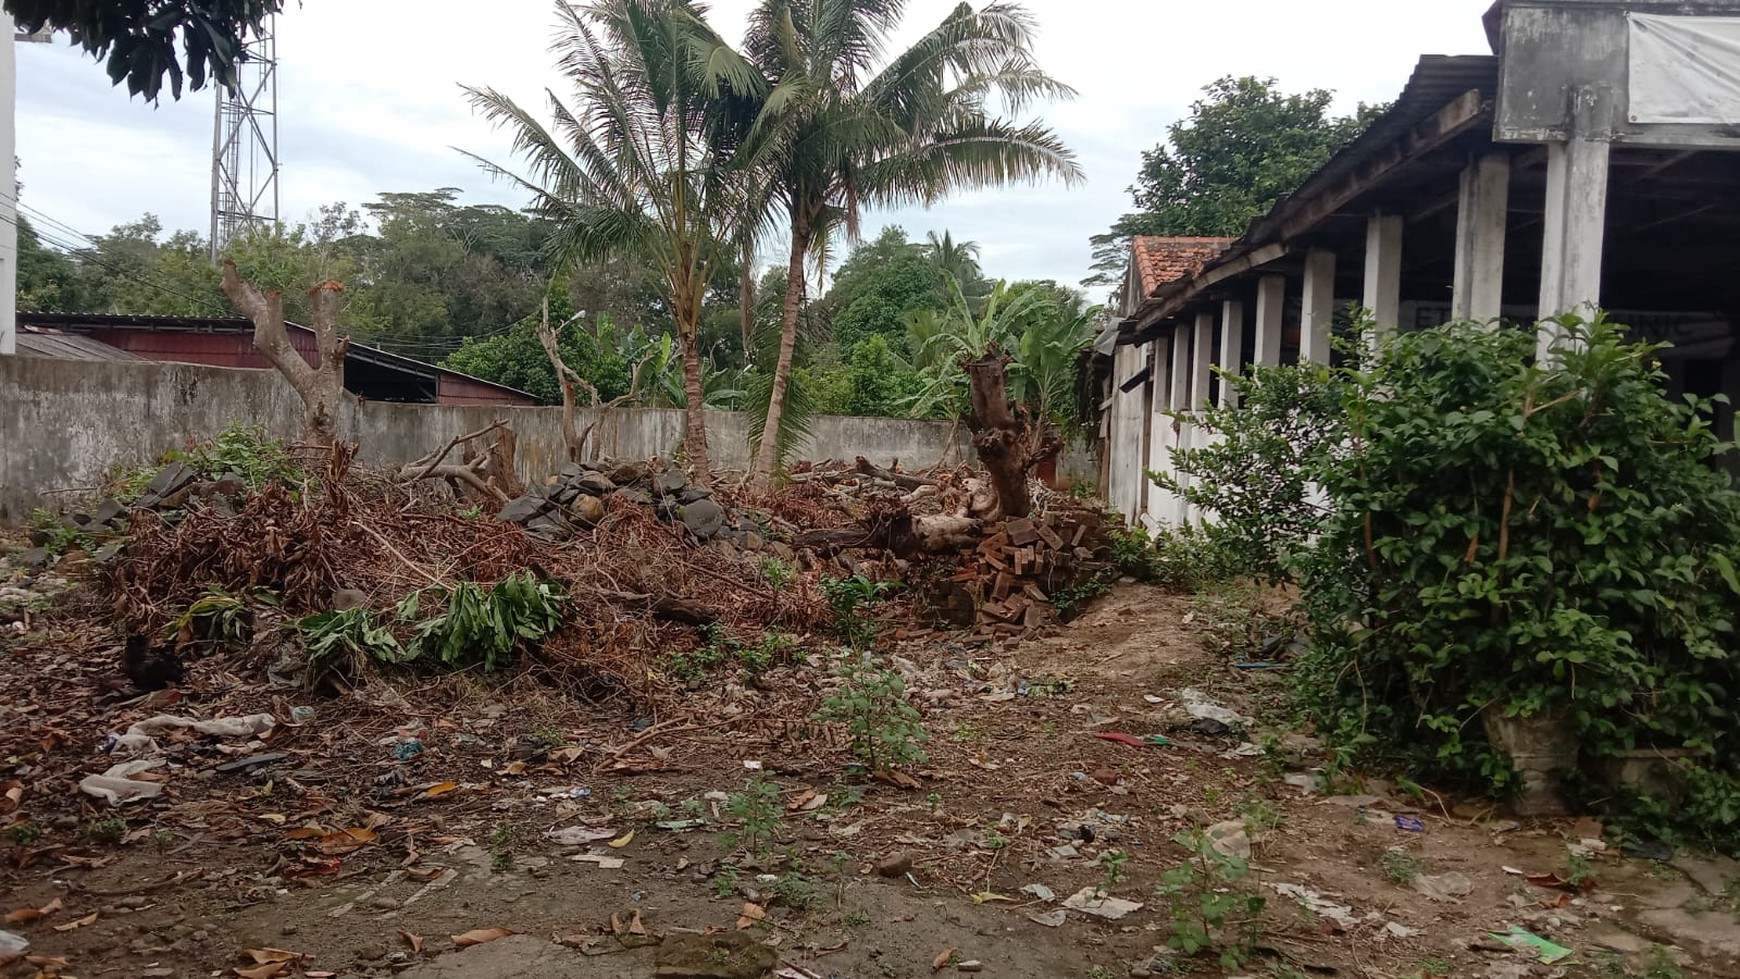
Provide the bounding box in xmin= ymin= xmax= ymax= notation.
xmin=9 ymin=0 xmax=282 ymax=101
xmin=1085 ymin=76 xmax=1380 ymax=288
xmin=1168 ymin=317 xmax=1740 ymax=850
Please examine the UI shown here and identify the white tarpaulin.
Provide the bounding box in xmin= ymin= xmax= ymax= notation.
xmin=1629 ymin=14 xmax=1740 ymax=125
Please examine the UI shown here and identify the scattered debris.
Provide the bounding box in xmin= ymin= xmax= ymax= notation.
xmin=1413 ymin=871 xmax=1474 ymax=902
xmin=1061 ymin=887 xmax=1144 ymax=921
xmin=1490 ymin=926 xmax=1573 ymax=964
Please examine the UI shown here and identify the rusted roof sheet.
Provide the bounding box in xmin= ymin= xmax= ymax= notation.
xmin=1132 ymin=236 xmax=1236 ymax=298
xmin=15 ymin=328 xmax=145 ymax=362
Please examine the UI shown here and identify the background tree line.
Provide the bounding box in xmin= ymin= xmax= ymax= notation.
xmin=19 ymin=190 xmax=1096 ymax=422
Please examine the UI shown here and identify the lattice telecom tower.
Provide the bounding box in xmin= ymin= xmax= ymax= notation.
xmin=209 ymin=20 xmax=280 ymax=261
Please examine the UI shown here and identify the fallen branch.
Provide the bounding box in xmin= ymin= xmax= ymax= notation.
xmin=401 ymin=420 xmax=508 ymax=484
xmin=852 ymin=456 xmax=936 ymax=490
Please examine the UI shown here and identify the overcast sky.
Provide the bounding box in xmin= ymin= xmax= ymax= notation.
xmin=18 ymin=0 xmax=1495 ymax=294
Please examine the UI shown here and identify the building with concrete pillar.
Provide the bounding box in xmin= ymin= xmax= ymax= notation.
xmin=1096 ymin=0 xmax=1740 ymax=528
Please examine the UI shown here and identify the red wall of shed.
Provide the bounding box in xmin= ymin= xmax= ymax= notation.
xmin=437 ymin=373 xmax=536 ymax=406
xmin=85 ymin=328 xmax=320 ymax=370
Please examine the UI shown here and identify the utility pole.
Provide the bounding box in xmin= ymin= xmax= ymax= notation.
xmin=209 ymin=19 xmax=279 ymax=262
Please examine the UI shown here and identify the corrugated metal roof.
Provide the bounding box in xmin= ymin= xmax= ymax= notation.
xmin=15 ymin=329 xmax=146 ymax=362
xmin=17 ymin=311 xmax=539 ymax=403
xmin=1118 ymin=54 xmax=1501 ymax=340
xmin=1239 ymin=55 xmax=1501 ymax=246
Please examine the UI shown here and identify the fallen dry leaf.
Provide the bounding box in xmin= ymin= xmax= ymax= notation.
xmin=787 ymin=789 xmax=816 ymax=811
xmin=399 ymin=930 xmax=423 ymax=953
xmin=51 ymin=911 xmax=98 ymax=932
xmin=932 ymin=946 xmax=957 ymax=971
xmin=451 ymin=926 xmax=514 ymax=948
xmin=284 ymin=826 xmax=327 ymax=840
xmin=628 ymin=910 xmax=646 ymax=936
xmin=4 ymin=896 xmax=60 ymax=924
xmin=242 ymin=948 xmax=302 ymax=965
xmin=736 ymin=902 xmax=766 ymax=930
xmin=420 ymin=781 xmax=460 ymax=800
xmin=607 ymin=829 xmax=634 ymax=849
xmin=234 ymin=964 xmax=290 ymax=979
xmin=305 ymin=972 xmax=337 ymax=978
xmin=317 ymin=827 xmax=378 ymax=855
xmin=0 ymin=780 xmax=21 ymax=812
xmin=549 ymin=746 xmax=584 ymax=764
xmin=503 ymin=761 xmax=527 ymax=775
xmin=24 ymin=955 xmax=70 ymax=968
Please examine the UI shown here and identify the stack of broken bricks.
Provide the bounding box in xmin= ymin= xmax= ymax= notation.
xmin=960 ymin=508 xmax=1110 ymax=639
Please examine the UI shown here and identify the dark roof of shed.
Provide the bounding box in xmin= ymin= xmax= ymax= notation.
xmin=16 ymin=328 xmax=146 ymax=362
xmin=16 ymin=311 xmax=537 ymax=401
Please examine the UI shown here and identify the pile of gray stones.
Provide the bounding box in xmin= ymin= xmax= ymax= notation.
xmin=496 ymin=460 xmax=781 ymax=555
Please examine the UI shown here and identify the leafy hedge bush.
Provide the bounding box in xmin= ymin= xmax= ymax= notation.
xmin=1172 ymin=316 xmax=1740 ymax=850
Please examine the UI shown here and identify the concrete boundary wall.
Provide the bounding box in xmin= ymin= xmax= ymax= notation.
xmin=0 ymin=357 xmax=1095 ymax=519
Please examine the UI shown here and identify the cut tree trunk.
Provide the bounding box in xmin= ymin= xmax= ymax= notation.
xmin=962 ymin=347 xmax=1057 ymax=520
xmin=219 ymin=261 xmax=349 ymax=447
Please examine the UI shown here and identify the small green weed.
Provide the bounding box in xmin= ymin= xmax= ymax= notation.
xmin=84 ymin=818 xmax=127 ymax=844
xmin=820 ymin=574 xmax=899 ymax=649
xmin=1098 ymin=849 xmax=1130 ymax=889
xmin=711 ymin=864 xmax=741 ymax=898
xmin=843 ymin=907 xmax=871 ymax=927
xmin=6 ymin=822 xmax=43 ymax=846
xmin=1382 ymin=848 xmax=1423 ymax=885
xmin=1566 ymin=850 xmax=1597 ymax=889
xmin=771 ymin=872 xmax=814 ymax=911
xmin=813 ymin=651 xmax=928 ymax=770
xmin=1406 ymin=958 xmax=1452 ymax=979
xmin=1155 ymin=828 xmax=1266 ymax=969
xmin=27 ymin=509 xmax=92 ymax=554
xmin=726 ymin=776 xmax=784 ymax=853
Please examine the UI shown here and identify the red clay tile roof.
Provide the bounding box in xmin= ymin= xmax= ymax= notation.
xmin=1132 ymin=236 xmax=1235 ymax=298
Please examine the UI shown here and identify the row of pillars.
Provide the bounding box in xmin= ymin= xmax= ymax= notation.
xmin=1145 ymin=139 xmax=1611 ymax=526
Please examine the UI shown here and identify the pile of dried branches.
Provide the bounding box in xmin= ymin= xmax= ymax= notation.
xmin=101 ymin=454 xmax=830 ymax=698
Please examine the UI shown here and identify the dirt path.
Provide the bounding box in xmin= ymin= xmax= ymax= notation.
xmin=4 ymin=586 xmax=1739 ymax=978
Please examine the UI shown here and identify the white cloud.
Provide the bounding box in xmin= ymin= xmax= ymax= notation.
xmin=16 ymin=0 xmax=1496 ymax=295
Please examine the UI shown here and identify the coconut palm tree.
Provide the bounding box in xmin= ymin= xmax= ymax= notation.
xmin=924 ymin=230 xmax=986 ymax=302
xmin=739 ymin=0 xmax=1083 ymax=487
xmin=462 ymin=0 xmax=763 ymax=482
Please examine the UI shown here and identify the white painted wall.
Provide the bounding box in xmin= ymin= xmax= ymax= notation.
xmin=1 ymin=18 xmax=18 ymax=357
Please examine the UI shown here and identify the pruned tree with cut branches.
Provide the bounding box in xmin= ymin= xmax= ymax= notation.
xmin=536 ymin=298 xmax=648 ymax=461
xmin=218 ymin=259 xmax=350 ymax=447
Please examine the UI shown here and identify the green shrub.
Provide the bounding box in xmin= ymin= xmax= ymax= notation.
xmin=814 ymin=651 xmax=928 ymax=770
xmin=1284 ymin=317 xmax=1740 ymax=849
xmin=1154 ymin=361 xmax=1348 ymax=583
xmin=820 ymin=574 xmax=899 ymax=649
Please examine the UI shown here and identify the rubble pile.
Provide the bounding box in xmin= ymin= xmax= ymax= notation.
xmin=495 ymin=460 xmax=757 ymax=551
xmin=786 ymin=458 xmax=1116 ymax=638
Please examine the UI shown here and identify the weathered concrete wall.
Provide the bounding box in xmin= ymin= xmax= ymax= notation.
xmin=0 ymin=357 xmax=1093 ymax=519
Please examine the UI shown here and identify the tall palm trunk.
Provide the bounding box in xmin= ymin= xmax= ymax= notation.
xmin=740 ymin=239 xmax=756 ymax=358
xmin=675 ymin=284 xmax=711 ymax=482
xmin=750 ymin=213 xmax=811 ymax=488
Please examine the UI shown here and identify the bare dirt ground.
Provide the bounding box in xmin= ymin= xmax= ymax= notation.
xmin=5 ymin=585 xmax=1740 ymax=979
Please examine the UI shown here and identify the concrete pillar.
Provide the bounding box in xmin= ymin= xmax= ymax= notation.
xmin=1452 ymin=152 xmax=1510 ymax=322
xmin=1363 ymin=214 xmax=1403 ymax=348
xmin=1145 ymin=336 xmax=1175 ymax=526
xmin=1301 ymin=248 xmax=1336 ymax=364
xmin=1 ymin=18 xmax=17 ymax=356
xmin=1538 ymin=134 xmax=1611 ymax=357
xmin=1191 ymin=312 xmax=1215 ymax=411
xmin=1168 ymin=326 xmax=1192 ymax=526
xmin=1218 ymin=299 xmax=1244 ymax=407
xmin=1254 ymin=275 xmax=1285 ymax=368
